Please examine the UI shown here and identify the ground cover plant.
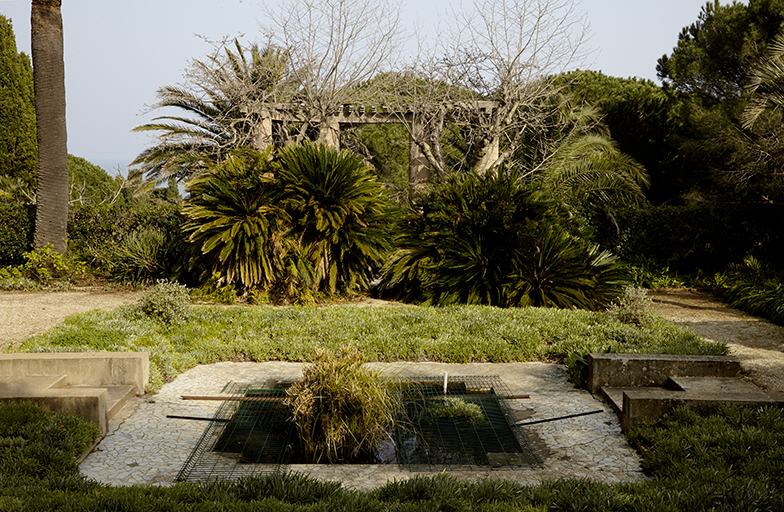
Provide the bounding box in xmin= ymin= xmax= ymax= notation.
xmin=2 ymin=401 xmax=782 ymax=511
xmin=17 ymin=298 xmax=724 ymax=391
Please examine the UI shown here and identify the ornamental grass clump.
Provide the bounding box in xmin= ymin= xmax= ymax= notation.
xmin=284 ymin=345 xmax=398 ymax=463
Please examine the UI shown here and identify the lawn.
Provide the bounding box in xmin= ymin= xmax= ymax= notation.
xmin=18 ymin=302 xmax=724 ymax=390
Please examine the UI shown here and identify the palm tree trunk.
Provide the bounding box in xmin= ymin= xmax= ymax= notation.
xmin=32 ymin=0 xmax=68 ymax=253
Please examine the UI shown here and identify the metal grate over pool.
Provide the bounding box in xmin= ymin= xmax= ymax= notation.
xmin=175 ymin=375 xmax=542 ymax=483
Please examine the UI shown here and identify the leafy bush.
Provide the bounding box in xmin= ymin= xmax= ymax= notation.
xmin=21 ymin=244 xmax=86 ymax=285
xmin=622 ymin=256 xmax=691 ymax=289
xmin=68 ymin=200 xmax=185 ymax=280
xmin=108 ymin=228 xmax=184 ymax=285
xmin=608 ymin=286 xmax=655 ymax=325
xmin=0 ymin=265 xmax=40 ymax=291
xmin=132 ymin=279 xmax=190 ymax=324
xmin=725 ymin=283 xmax=784 ymax=325
xmin=285 ymin=346 xmax=398 ymax=463
xmin=0 ymin=203 xmax=35 ymax=265
xmin=378 ymin=170 xmax=626 ymax=309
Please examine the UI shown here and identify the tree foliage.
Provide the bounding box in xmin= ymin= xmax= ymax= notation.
xmin=560 ymin=70 xmax=680 ymax=204
xmin=133 ymin=41 xmax=294 ymax=183
xmin=0 ymin=15 xmax=37 ymax=189
xmin=655 ymin=0 xmax=784 ymax=202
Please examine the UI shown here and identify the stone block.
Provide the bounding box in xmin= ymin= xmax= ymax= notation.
xmin=0 ymin=352 xmax=149 ymax=394
xmin=586 ymin=353 xmax=741 ymax=395
xmin=621 ymin=387 xmax=776 ymax=432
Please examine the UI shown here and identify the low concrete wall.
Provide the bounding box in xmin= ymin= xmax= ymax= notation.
xmin=0 ymin=352 xmax=149 ymax=394
xmin=586 ymin=353 xmax=741 ymax=395
xmin=0 ymin=388 xmax=108 ymax=434
xmin=621 ymin=388 xmax=784 ymax=432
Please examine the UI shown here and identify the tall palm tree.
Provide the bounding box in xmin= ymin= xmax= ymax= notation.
xmin=31 ymin=0 xmax=68 ymax=253
xmin=743 ymin=32 xmax=784 ymax=130
xmin=132 ymin=41 xmax=293 ymax=183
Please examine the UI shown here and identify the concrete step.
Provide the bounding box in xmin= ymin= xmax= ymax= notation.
xmin=71 ymin=385 xmax=136 ymax=421
xmin=600 ymin=386 xmax=645 ymax=415
xmin=667 ymin=376 xmax=766 ymax=394
xmin=0 ymin=374 xmax=68 ymax=396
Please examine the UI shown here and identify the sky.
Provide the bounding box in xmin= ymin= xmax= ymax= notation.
xmin=0 ymin=0 xmax=736 ymax=174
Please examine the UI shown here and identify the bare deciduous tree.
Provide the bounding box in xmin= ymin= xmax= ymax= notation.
xmin=259 ymin=0 xmax=405 ymax=144
xmin=394 ymin=0 xmax=590 ymax=179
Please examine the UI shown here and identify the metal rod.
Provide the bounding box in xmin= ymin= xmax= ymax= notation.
xmin=514 ymin=409 xmax=604 ymax=426
xmin=181 ymin=394 xmax=530 ymax=401
xmin=166 ymin=415 xmax=230 ymax=422
xmin=181 ymin=395 xmax=285 ymax=402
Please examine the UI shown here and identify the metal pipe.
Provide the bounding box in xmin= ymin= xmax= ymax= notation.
xmin=513 ymin=409 xmax=604 ymax=426
xmin=166 ymin=415 xmax=229 ymax=422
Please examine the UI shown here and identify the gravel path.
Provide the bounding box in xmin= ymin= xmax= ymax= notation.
xmin=650 ymin=288 xmax=784 ymax=393
xmin=0 ymin=288 xmax=142 ymax=351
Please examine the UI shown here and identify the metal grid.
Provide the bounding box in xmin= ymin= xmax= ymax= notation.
xmin=393 ymin=375 xmax=542 ymax=471
xmin=176 ymin=375 xmax=541 ymax=482
xmin=175 ymin=382 xmax=295 ymax=482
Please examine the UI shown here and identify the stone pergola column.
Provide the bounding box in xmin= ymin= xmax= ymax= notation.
xmin=408 ymin=118 xmax=430 ymax=192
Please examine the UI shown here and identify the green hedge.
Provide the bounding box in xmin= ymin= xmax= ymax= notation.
xmin=67 ymin=201 xmax=185 ymax=275
xmin=0 ymin=203 xmax=35 ymax=264
xmin=593 ymin=203 xmax=784 ymax=273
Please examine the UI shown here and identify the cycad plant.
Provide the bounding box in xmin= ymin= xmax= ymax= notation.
xmin=183 ymin=148 xmax=304 ymax=293
xmin=377 ymin=168 xmax=626 ymax=309
xmin=274 ymin=142 xmax=394 ymax=294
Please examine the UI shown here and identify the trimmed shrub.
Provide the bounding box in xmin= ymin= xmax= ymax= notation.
xmin=0 ymin=203 xmax=35 ymax=264
xmin=132 ymin=279 xmax=190 ymax=324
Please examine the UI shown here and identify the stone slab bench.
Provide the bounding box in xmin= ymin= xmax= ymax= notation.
xmin=620 ymin=383 xmax=784 ymax=432
xmin=0 ymin=352 xmax=149 ymax=394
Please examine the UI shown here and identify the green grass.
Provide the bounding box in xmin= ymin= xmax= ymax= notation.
xmin=15 ymin=304 xmax=724 ymax=390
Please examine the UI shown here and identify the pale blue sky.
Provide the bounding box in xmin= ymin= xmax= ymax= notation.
xmin=1 ymin=0 xmax=732 ymax=173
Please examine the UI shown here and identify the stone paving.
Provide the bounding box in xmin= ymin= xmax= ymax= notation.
xmin=79 ymin=361 xmax=645 ymax=490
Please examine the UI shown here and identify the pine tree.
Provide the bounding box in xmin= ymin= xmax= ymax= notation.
xmin=0 ymin=15 xmax=37 ymax=187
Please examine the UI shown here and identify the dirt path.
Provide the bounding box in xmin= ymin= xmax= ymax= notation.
xmin=650 ymin=288 xmax=784 ymax=393
xmin=0 ymin=288 xmax=142 ymax=351
xmin=2 ymin=288 xmax=783 ymax=392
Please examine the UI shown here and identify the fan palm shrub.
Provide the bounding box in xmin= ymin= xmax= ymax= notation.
xmin=377 ymin=169 xmax=626 ymax=309
xmin=274 ymin=142 xmax=394 ymax=294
